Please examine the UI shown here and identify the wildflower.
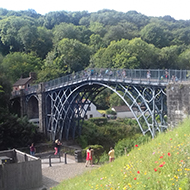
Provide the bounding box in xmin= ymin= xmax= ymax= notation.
xmin=128 ymin=183 xmax=132 ymax=188
xmin=137 ymin=171 xmax=140 ymax=174
xmin=170 ymin=138 xmax=172 ymax=140
xmin=168 ymin=152 xmax=171 ymax=156
xmin=134 ymin=177 xmax=137 ymax=180
xmin=152 ymin=152 xmax=155 ymax=154
xmin=154 ymin=168 xmax=157 ymax=172
xmin=160 ymin=156 xmax=163 ymax=159
xmin=135 ymin=144 xmax=138 ymax=147
xmin=159 ymin=164 xmax=164 ymax=167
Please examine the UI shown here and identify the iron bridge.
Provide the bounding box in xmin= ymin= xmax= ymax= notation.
xmin=21 ymin=68 xmax=189 ymax=140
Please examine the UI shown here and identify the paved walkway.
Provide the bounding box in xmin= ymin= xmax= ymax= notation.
xmin=31 ymin=155 xmax=98 ymax=190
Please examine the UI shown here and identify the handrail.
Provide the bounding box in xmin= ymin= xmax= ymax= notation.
xmin=20 ymin=68 xmax=190 ymax=95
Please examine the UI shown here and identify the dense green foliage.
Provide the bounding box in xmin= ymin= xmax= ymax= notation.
xmin=1 ymin=8 xmax=190 ymax=150
xmin=0 ymin=8 xmax=190 ymax=84
xmin=77 ymin=118 xmax=141 ymax=150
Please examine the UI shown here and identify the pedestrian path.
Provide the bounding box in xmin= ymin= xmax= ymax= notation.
xmin=41 ymin=154 xmax=76 ymax=169
xmin=38 ymin=155 xmax=98 ymax=190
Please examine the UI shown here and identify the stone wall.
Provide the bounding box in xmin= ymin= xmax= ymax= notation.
xmin=167 ymin=82 xmax=190 ymax=128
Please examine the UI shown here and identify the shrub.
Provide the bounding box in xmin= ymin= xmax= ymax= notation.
xmin=106 ymin=109 xmax=117 ymax=115
xmin=88 ymin=117 xmax=107 ymax=125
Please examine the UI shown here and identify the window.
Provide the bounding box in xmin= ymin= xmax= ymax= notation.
xmin=90 ymin=114 xmax=93 ymax=118
xmin=87 ymin=106 xmax=91 ymax=111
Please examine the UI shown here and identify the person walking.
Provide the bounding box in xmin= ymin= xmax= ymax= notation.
xmin=108 ymin=147 xmax=115 ymax=162
xmin=85 ymin=147 xmax=93 ymax=167
xmin=54 ymin=139 xmax=62 ymax=155
xmin=30 ymin=143 xmax=36 ymax=156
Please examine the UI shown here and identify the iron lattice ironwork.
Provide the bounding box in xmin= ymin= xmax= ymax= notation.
xmin=45 ymin=81 xmax=167 ymax=140
xmin=19 ymin=68 xmax=188 ymax=141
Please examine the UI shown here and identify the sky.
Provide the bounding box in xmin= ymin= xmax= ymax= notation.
xmin=1 ymin=0 xmax=190 ymax=20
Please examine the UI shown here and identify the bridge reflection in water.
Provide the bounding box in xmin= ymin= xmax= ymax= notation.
xmin=12 ymin=68 xmax=189 ymax=141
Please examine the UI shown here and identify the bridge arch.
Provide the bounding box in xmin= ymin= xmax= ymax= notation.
xmin=26 ymin=95 xmax=39 ymax=119
xmin=46 ymin=80 xmax=167 ymax=140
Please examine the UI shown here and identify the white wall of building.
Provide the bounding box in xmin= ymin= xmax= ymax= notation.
xmin=80 ymin=100 xmax=102 ymax=119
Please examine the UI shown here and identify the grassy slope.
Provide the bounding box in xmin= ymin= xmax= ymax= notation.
xmin=52 ymin=119 xmax=190 ymax=190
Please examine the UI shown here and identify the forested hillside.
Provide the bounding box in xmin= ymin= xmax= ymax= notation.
xmin=0 ymin=8 xmax=190 ymax=84
xmin=0 ymin=8 xmax=190 ymax=149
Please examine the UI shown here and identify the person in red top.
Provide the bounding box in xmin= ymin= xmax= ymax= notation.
xmin=85 ymin=147 xmax=93 ymax=167
xmin=30 ymin=143 xmax=36 ymax=156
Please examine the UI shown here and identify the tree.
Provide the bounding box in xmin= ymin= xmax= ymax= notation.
xmin=92 ymin=38 xmax=159 ymax=69
xmin=42 ymin=11 xmax=70 ymax=29
xmin=178 ymin=49 xmax=190 ymax=69
xmin=110 ymin=92 xmax=125 ymax=107
xmin=1 ymin=52 xmax=42 ymax=83
xmin=125 ymin=11 xmax=150 ymax=29
xmin=172 ymin=27 xmax=190 ymax=46
xmin=0 ymin=75 xmax=11 ymax=109
xmin=18 ymin=25 xmax=38 ymax=52
xmin=159 ymin=45 xmax=183 ymax=69
xmin=89 ymin=22 xmax=107 ymax=37
xmin=0 ymin=16 xmax=37 ymax=53
xmin=39 ymin=38 xmax=92 ymax=79
xmin=56 ymin=38 xmax=91 ymax=73
xmin=35 ymin=27 xmax=53 ymax=59
xmin=53 ymin=23 xmax=92 ymax=45
xmin=140 ymin=23 xmax=171 ymax=48
xmin=89 ymin=34 xmax=105 ymax=53
xmin=103 ymin=25 xmax=125 ymax=44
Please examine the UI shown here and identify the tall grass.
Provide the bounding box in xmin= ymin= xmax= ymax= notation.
xmin=52 ymin=119 xmax=190 ymax=190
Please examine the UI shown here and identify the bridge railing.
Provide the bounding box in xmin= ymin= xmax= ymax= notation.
xmin=44 ymin=68 xmax=189 ymax=91
xmin=21 ymin=68 xmax=190 ymax=94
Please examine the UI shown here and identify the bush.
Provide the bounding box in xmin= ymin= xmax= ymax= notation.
xmin=0 ymin=113 xmax=46 ymax=150
xmin=88 ymin=117 xmax=107 ymax=125
xmin=106 ymin=109 xmax=117 ymax=115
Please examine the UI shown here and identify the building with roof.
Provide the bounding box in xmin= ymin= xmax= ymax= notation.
xmin=78 ymin=99 xmax=102 ymax=119
xmin=112 ymin=105 xmax=140 ymax=118
xmin=12 ymin=72 xmax=36 ymax=93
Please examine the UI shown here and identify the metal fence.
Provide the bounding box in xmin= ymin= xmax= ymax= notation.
xmin=24 ymin=68 xmax=190 ymax=94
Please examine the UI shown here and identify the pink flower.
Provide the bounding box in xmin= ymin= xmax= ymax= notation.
xmin=134 ymin=177 xmax=137 ymax=180
xmin=154 ymin=168 xmax=157 ymax=172
xmin=168 ymin=153 xmax=171 ymax=156
xmin=137 ymin=171 xmax=140 ymax=174
xmin=135 ymin=144 xmax=138 ymax=147
xmin=159 ymin=164 xmax=164 ymax=167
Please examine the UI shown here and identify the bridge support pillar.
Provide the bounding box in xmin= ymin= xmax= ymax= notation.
xmin=37 ymin=83 xmax=46 ymax=133
xmin=20 ymin=89 xmax=27 ymax=117
xmin=167 ymin=82 xmax=190 ymax=128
